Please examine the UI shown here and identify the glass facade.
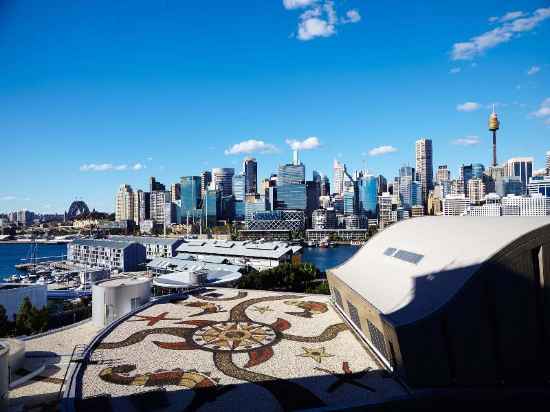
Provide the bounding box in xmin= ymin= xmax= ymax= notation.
xmin=358 ymin=174 xmax=379 ymax=217
xmin=232 ymin=174 xmax=245 ymax=201
xmin=276 ymin=184 xmax=307 ymax=210
xmin=203 ymin=189 xmax=219 ymax=226
xmin=472 ymin=163 xmax=485 ymax=179
xmin=180 ymin=176 xmax=201 ymax=222
xmin=278 ymin=163 xmax=305 ymax=185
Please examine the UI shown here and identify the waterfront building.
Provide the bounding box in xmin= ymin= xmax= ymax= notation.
xmin=501 ymin=194 xmax=550 ymax=216
xmin=505 ymin=157 xmax=534 ymax=194
xmin=243 ymin=157 xmax=258 ymax=194
xmin=246 ymin=210 xmax=305 ymax=231
xmin=15 ymin=210 xmax=34 ymax=226
xmin=175 ymin=239 xmax=302 ymax=270
xmin=344 ymin=214 xmax=366 ymax=229
xmin=67 ymin=239 xmax=147 ymax=271
xmin=149 ymin=176 xmax=165 ymax=192
xmin=328 ymin=216 xmax=550 ymax=386
xmin=495 ymin=176 xmax=523 ymax=197
xmin=110 ymin=235 xmax=184 ymax=259
xmin=442 ymin=194 xmax=469 ymax=216
xmin=306 ymin=228 xmax=369 ymax=241
xmin=357 ymin=172 xmax=378 ymax=217
xmin=415 ymin=138 xmax=433 ymax=201
xmin=115 ymin=184 xmax=134 ymax=222
xmin=200 ymin=170 xmax=212 ymax=198
xmin=436 ymin=165 xmax=450 ymax=184
xmin=528 ymin=175 xmax=550 ymax=197
xmin=467 ymin=178 xmax=486 ymax=204
xmin=212 ymin=168 xmax=235 ymax=197
xmin=0 ymin=283 xmax=47 ymax=320
xmin=311 ymin=208 xmax=337 ymax=229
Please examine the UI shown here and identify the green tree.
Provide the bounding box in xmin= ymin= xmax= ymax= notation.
xmin=15 ymin=297 xmax=48 ymax=336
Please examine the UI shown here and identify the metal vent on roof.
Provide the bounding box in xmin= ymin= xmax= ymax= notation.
xmin=187 ymin=241 xmax=206 ymax=247
xmin=384 ymin=247 xmax=423 ymax=265
xmin=214 ymin=242 xmax=234 ymax=248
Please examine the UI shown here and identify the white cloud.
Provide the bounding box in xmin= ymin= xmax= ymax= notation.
xmin=368 ymin=145 xmax=398 ymax=156
xmin=452 ymin=136 xmax=481 ymax=146
xmin=451 ymin=7 xmax=550 ymax=60
xmin=527 ymin=65 xmax=541 ymax=75
xmin=456 ymin=101 xmax=482 ymax=112
xmin=286 ymin=136 xmax=321 ymax=151
xmin=492 ymin=11 xmax=525 ymax=23
xmin=449 ymin=67 xmax=461 ymax=74
xmin=342 ymin=9 xmax=361 ymax=24
xmin=286 ymin=0 xmax=361 ymax=41
xmin=530 ymin=97 xmax=550 ymax=118
xmin=283 ymin=0 xmax=317 ymax=10
xmin=534 ymin=168 xmax=547 ymax=176
xmin=79 ymin=162 xmax=145 ymax=172
xmin=224 ymin=139 xmax=278 ymax=155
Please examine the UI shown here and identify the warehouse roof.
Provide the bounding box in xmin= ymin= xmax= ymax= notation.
xmin=110 ymin=235 xmax=184 ymax=247
xmin=176 ymin=239 xmax=301 ymax=259
xmin=147 ymin=256 xmax=241 ymax=274
xmin=71 ymin=239 xmax=137 ymax=249
xmin=329 ymin=216 xmax=550 ymax=326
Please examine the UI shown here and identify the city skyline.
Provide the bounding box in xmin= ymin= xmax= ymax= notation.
xmin=1 ymin=1 xmax=549 ymax=213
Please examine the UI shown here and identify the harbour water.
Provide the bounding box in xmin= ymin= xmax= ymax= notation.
xmin=0 ymin=242 xmax=360 ymax=280
xmin=0 ymin=243 xmax=67 ymax=280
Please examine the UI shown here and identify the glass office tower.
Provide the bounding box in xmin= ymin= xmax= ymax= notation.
xmin=180 ymin=176 xmax=201 ymax=221
xmin=358 ymin=174 xmax=379 ymax=217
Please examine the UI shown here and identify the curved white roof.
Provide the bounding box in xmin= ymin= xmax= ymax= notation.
xmin=330 ymin=216 xmax=550 ymax=326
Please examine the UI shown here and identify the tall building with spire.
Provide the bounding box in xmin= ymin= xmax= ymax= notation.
xmin=489 ymin=105 xmax=500 ymax=167
xmin=415 ymin=138 xmax=433 ymax=202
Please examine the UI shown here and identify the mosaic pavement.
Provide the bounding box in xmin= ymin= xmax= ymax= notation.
xmin=81 ymin=288 xmax=406 ymax=411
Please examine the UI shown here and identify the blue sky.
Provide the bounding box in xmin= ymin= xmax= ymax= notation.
xmin=1 ymin=0 xmax=549 ymax=213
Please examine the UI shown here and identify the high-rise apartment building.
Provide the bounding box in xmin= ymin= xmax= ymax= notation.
xmin=150 ymin=190 xmax=170 ymax=225
xmin=378 ymin=192 xmax=393 ymax=228
xmin=505 ymin=157 xmax=533 ymax=194
xmin=528 ymin=175 xmax=550 ymax=197
xmin=502 ymin=194 xmax=550 ymax=216
xmin=212 ymin=168 xmax=235 ymax=197
xmin=436 ymin=165 xmax=451 ymax=184
xmin=442 ymin=194 xmax=469 ymax=216
xmin=333 ymin=159 xmax=346 ymax=195
xmin=320 ymin=174 xmax=330 ymax=196
xmin=116 ymin=184 xmax=134 ymax=221
xmin=546 ymin=151 xmax=550 ymax=175
xmin=467 ymin=178 xmax=486 ymax=204
xmin=138 ymin=191 xmax=150 ymax=223
xmin=415 ymin=138 xmax=433 ymax=201
xmin=243 ymin=157 xmax=258 ymax=194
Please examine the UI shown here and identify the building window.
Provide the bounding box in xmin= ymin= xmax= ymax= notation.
xmin=130 ymin=297 xmax=141 ymax=311
xmin=367 ymin=320 xmax=389 ymax=360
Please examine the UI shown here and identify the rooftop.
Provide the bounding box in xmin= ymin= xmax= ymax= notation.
xmin=71 ymin=239 xmax=137 ymax=250
xmin=330 ymin=216 xmax=550 ymax=326
xmin=95 ymin=276 xmax=151 ymax=288
xmin=176 ymin=239 xmax=301 ymax=259
xmin=72 ymin=288 xmax=406 ymax=411
xmin=110 ymin=236 xmax=185 ymax=247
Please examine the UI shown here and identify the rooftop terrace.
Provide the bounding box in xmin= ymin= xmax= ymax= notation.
xmin=71 ymin=288 xmax=407 ymax=411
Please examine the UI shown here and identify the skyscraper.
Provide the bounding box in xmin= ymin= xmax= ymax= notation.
xmin=505 ymin=157 xmax=534 ymax=194
xmin=171 ymin=183 xmax=181 ymax=201
xmin=467 ymin=178 xmax=486 ymax=204
xmin=212 ymin=168 xmax=235 ymax=197
xmin=115 ymin=184 xmax=134 ymax=221
xmin=320 ymin=174 xmax=330 ymax=196
xmin=180 ymin=176 xmax=202 ymax=221
xmin=233 ymin=174 xmax=246 ymax=220
xmin=276 ymin=152 xmax=307 ymax=210
xmin=243 ymin=157 xmax=258 ymax=194
xmin=357 ymin=172 xmax=378 ymax=217
xmin=200 ymin=171 xmax=212 ymax=198
xmin=149 ymin=177 xmax=165 ymax=192
xmin=415 ymin=138 xmax=433 ymax=201
xmin=488 ymin=106 xmax=500 ymax=167
xmin=333 ymin=160 xmax=345 ymax=195
xmin=436 ymin=165 xmax=451 ymax=184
